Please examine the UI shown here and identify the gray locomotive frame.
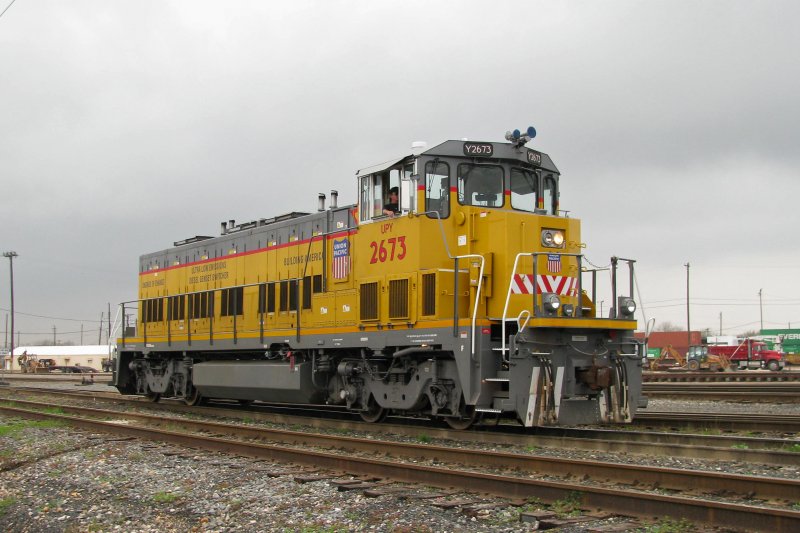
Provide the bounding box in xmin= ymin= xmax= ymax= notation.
xmin=114 ymin=140 xmax=647 ymax=427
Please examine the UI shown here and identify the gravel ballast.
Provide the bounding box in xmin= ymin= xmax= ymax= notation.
xmin=1 ymin=387 xmax=797 ymax=531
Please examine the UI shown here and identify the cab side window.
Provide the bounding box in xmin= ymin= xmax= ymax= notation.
xmin=510 ymin=168 xmax=537 ymax=213
xmin=542 ymin=174 xmax=558 ymax=215
xmin=359 ymin=174 xmax=387 ymax=221
xmin=425 ymin=161 xmax=450 ymax=218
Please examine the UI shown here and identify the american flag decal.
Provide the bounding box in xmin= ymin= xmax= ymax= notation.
xmin=332 ymin=238 xmax=350 ymax=279
xmin=547 ymin=254 xmax=561 ymax=273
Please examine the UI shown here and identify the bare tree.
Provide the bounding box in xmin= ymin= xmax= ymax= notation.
xmin=655 ymin=321 xmax=683 ymax=332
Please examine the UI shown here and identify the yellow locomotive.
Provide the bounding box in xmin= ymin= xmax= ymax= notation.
xmin=114 ymin=128 xmax=646 ymax=428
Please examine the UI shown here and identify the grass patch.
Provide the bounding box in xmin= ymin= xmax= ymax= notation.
xmin=0 ymin=419 xmax=65 ymax=437
xmin=731 ymin=443 xmax=749 ymax=450
xmin=416 ymin=434 xmax=431 ymax=444
xmin=152 ymin=491 xmax=180 ymax=504
xmin=0 ymin=497 xmax=16 ymax=516
xmin=785 ymin=443 xmax=800 ymax=453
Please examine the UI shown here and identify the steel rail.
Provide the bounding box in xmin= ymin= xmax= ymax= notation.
xmin=634 ymin=411 xmax=800 ymax=432
xmin=0 ymin=404 xmax=798 ymax=532
xmin=0 ymin=400 xmax=797 ymax=503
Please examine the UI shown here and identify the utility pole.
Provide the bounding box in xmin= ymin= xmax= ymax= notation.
xmin=3 ymin=252 xmax=18 ymax=372
xmin=107 ymin=302 xmax=111 ymax=346
xmin=719 ymin=312 xmax=722 ymax=336
xmin=80 ymin=324 xmax=84 ymax=345
xmin=52 ymin=325 xmax=56 ymax=345
xmin=758 ymin=289 xmax=763 ymax=332
xmin=98 ymin=312 xmax=103 ymax=344
xmin=685 ymin=262 xmax=690 ymax=350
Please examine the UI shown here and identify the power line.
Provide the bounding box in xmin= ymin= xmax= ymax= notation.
xmin=0 ymin=307 xmax=105 ymax=323
xmin=2 ymin=328 xmax=102 ymax=336
xmin=0 ymin=0 xmax=17 ymax=19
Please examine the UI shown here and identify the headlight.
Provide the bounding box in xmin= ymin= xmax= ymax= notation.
xmin=562 ymin=303 xmax=574 ymax=317
xmin=541 ymin=229 xmax=565 ymax=248
xmin=542 ymin=292 xmax=561 ymax=315
xmin=617 ymin=297 xmax=636 ymax=318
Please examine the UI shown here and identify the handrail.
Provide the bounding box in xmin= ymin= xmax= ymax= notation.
xmin=501 ymin=252 xmax=584 ymax=358
xmin=415 ymin=211 xmax=485 ymax=357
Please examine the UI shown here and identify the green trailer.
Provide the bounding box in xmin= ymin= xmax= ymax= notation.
xmin=760 ymin=329 xmax=800 ymax=364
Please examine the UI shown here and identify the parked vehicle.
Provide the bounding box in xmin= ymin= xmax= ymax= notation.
xmin=686 ymin=345 xmax=730 ymax=372
xmin=707 ymin=339 xmax=785 ymax=371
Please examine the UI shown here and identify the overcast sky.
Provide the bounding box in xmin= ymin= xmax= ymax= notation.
xmin=1 ymin=1 xmax=798 ymax=346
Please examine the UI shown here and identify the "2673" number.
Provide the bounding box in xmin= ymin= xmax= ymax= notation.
xmin=370 ymin=236 xmax=407 ymax=263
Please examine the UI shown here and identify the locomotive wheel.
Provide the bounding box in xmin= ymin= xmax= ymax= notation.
xmin=145 ymin=390 xmax=161 ymax=403
xmin=238 ymin=399 xmax=254 ymax=406
xmin=445 ymin=405 xmax=477 ymax=430
xmin=185 ymin=387 xmax=204 ymax=406
xmin=359 ymin=397 xmax=387 ymax=423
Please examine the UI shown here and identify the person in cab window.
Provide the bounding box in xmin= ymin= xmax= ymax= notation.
xmin=383 ymin=186 xmax=399 ymax=217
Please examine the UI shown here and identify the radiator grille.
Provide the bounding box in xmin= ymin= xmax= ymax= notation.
xmin=388 ymin=278 xmax=409 ymax=319
xmin=421 ymin=273 xmax=436 ymax=316
xmin=360 ymin=282 xmax=379 ymax=321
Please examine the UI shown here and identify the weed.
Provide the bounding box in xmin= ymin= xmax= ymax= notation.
xmin=786 ymin=443 xmax=800 ymax=453
xmin=551 ymin=491 xmax=582 ymax=518
xmin=731 ymin=443 xmax=749 ymax=450
xmin=416 ymin=434 xmax=431 ymax=444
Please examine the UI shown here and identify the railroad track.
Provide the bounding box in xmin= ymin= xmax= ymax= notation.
xmin=0 ymin=397 xmax=798 ymax=531
xmin=643 ymin=381 xmax=800 ymax=402
xmin=645 ymin=370 xmax=800 ymax=382
xmin=3 ymin=386 xmax=799 ymax=452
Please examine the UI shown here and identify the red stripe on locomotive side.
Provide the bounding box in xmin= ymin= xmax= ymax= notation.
xmin=140 ymin=228 xmax=358 ymax=276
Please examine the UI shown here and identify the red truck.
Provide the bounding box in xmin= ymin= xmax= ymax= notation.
xmin=707 ymin=339 xmax=785 ymax=371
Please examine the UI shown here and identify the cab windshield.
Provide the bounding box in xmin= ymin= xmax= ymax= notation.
xmin=457 ymin=164 xmax=503 ymax=207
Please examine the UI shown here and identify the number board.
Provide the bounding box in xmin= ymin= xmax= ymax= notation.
xmin=526 ymin=150 xmax=542 ymax=165
xmin=463 ymin=142 xmax=493 ymax=157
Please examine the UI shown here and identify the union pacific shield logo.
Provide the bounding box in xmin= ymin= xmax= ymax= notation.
xmin=547 ymin=254 xmax=561 ymax=273
xmin=332 ymin=238 xmax=350 ymax=279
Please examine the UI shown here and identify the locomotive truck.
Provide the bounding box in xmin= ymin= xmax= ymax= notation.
xmin=113 ymin=129 xmax=648 ymax=428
